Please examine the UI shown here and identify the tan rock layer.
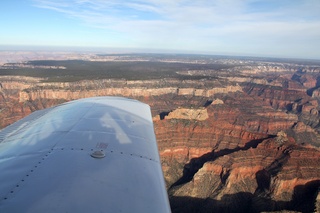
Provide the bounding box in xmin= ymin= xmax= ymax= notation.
xmin=165 ymin=108 xmax=209 ymax=120
xmin=19 ymin=86 xmax=242 ymax=102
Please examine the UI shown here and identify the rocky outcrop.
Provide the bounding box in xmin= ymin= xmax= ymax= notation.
xmin=312 ymin=88 xmax=320 ymax=98
xmin=211 ymin=98 xmax=224 ymax=105
xmin=159 ymin=108 xmax=208 ymax=121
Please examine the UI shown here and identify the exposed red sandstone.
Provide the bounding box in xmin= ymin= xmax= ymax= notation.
xmin=169 ymin=137 xmax=320 ymax=212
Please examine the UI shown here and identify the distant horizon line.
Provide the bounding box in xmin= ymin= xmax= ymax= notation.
xmin=0 ymin=45 xmax=319 ymax=61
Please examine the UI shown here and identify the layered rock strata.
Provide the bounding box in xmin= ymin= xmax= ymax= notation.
xmin=0 ymin=70 xmax=319 ymax=213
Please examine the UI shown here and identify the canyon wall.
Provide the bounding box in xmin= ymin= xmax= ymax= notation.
xmin=18 ymin=85 xmax=242 ymax=102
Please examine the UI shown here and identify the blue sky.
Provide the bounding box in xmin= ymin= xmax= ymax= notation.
xmin=0 ymin=0 xmax=319 ymax=59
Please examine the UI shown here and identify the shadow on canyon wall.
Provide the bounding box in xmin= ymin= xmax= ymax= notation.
xmin=305 ymin=75 xmax=320 ymax=96
xmin=170 ymin=180 xmax=320 ymax=213
xmin=254 ymin=145 xmax=294 ymax=198
xmin=169 ymin=138 xmax=320 ymax=213
xmin=169 ymin=135 xmax=276 ymax=190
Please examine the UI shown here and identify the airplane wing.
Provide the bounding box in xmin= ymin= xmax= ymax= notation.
xmin=0 ymin=96 xmax=171 ymax=213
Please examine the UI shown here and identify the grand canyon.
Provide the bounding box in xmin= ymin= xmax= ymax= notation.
xmin=0 ymin=53 xmax=320 ymax=212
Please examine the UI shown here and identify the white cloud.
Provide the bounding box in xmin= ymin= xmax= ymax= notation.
xmin=32 ymin=0 xmax=320 ymax=58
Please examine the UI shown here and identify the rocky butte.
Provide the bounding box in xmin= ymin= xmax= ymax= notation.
xmin=0 ymin=55 xmax=320 ymax=212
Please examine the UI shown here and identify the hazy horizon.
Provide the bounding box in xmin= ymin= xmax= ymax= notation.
xmin=1 ymin=45 xmax=320 ymax=62
xmin=1 ymin=0 xmax=320 ymax=60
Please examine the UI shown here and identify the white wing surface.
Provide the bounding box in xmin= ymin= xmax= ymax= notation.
xmin=0 ymin=96 xmax=171 ymax=213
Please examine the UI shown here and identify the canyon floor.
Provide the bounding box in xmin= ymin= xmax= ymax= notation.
xmin=1 ymin=53 xmax=320 ymax=212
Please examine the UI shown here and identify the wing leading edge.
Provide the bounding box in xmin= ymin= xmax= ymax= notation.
xmin=0 ymin=96 xmax=171 ymax=213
